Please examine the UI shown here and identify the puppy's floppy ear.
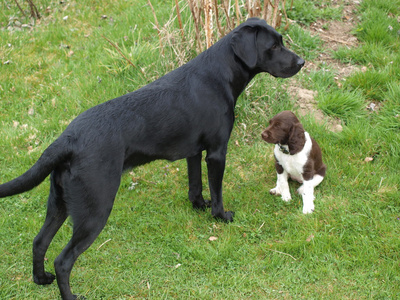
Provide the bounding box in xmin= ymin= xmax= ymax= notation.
xmin=288 ymin=123 xmax=306 ymax=155
xmin=231 ymin=25 xmax=258 ymax=69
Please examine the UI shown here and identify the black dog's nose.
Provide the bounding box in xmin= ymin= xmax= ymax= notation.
xmin=297 ymin=58 xmax=305 ymax=67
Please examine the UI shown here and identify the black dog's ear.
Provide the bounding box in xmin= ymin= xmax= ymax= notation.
xmin=231 ymin=25 xmax=258 ymax=68
xmin=288 ymin=123 xmax=306 ymax=155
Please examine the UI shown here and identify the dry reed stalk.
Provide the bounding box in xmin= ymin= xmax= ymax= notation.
xmin=175 ymin=0 xmax=185 ymax=41
xmin=271 ymin=0 xmax=280 ymax=27
xmin=204 ymin=0 xmax=214 ymax=48
xmin=188 ymin=0 xmax=203 ymax=52
xmin=148 ymin=0 xmax=164 ymax=56
xmin=213 ymin=0 xmax=223 ymax=38
xmin=149 ymin=0 xmax=291 ymax=64
xmin=27 ymin=0 xmax=40 ymax=19
xmin=102 ymin=35 xmax=146 ymax=76
xmin=221 ymin=0 xmax=232 ymax=31
xmin=235 ymin=0 xmax=241 ymax=25
xmin=249 ymin=0 xmax=262 ymax=18
xmin=13 ymin=0 xmax=26 ymax=17
xmin=282 ymin=0 xmax=291 ymax=30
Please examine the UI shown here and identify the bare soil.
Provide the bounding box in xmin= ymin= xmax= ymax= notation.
xmin=290 ymin=0 xmax=363 ymax=132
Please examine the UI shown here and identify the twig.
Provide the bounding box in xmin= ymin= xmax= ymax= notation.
xmin=235 ymin=0 xmax=241 ymax=23
xmin=213 ymin=0 xmax=223 ymax=38
xmin=14 ymin=0 xmax=26 ymax=17
xmin=148 ymin=0 xmax=164 ymax=56
xmin=97 ymin=238 xmax=111 ymax=250
xmin=378 ymin=177 xmax=385 ymax=189
xmin=272 ymin=0 xmax=279 ymax=28
xmin=258 ymin=222 xmax=265 ymax=231
xmin=283 ymin=0 xmax=291 ymax=30
xmin=26 ymin=0 xmax=40 ymax=19
xmin=175 ymin=0 xmax=185 ymax=42
xmin=188 ymin=0 xmax=203 ymax=52
xmin=317 ymin=33 xmax=355 ymax=46
xmin=102 ymin=35 xmax=145 ymax=76
xmin=266 ymin=248 xmax=297 ymax=261
xmin=204 ymin=0 xmax=213 ymax=48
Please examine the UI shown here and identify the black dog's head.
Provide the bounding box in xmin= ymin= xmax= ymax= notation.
xmin=231 ymin=18 xmax=305 ymax=78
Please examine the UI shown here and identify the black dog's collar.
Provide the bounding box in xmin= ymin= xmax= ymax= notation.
xmin=278 ymin=144 xmax=290 ymax=154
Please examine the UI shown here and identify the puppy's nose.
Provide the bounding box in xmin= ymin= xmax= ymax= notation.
xmin=297 ymin=57 xmax=305 ymax=68
xmin=261 ymin=131 xmax=268 ymax=140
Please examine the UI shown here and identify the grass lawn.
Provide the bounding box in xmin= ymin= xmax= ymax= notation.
xmin=0 ymin=0 xmax=399 ymax=299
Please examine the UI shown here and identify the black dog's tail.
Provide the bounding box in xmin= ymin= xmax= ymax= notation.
xmin=0 ymin=138 xmax=71 ymax=198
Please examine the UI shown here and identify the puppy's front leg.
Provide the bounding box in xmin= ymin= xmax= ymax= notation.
xmin=300 ymin=175 xmax=323 ymax=214
xmin=205 ymin=148 xmax=234 ymax=222
xmin=187 ymin=153 xmax=210 ymax=210
xmin=270 ymin=170 xmax=292 ymax=202
xmin=300 ymin=180 xmax=315 ymax=214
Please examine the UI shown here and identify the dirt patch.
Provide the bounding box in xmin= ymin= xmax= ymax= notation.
xmin=306 ymin=0 xmax=362 ymax=79
xmin=290 ymin=0 xmax=362 ymax=132
xmin=288 ymin=86 xmax=343 ymax=133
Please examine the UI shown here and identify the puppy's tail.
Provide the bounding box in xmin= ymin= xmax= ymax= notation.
xmin=0 ymin=137 xmax=71 ymax=198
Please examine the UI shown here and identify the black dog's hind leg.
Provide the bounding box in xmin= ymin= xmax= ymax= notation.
xmin=54 ymin=201 xmax=115 ymax=300
xmin=187 ymin=153 xmax=210 ymax=209
xmin=33 ymin=174 xmax=67 ymax=285
xmin=54 ymin=170 xmax=120 ymax=300
xmin=54 ymin=210 xmax=112 ymax=300
xmin=205 ymin=147 xmax=234 ymax=222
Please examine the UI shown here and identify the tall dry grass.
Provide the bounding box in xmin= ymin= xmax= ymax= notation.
xmin=149 ymin=0 xmax=292 ymax=67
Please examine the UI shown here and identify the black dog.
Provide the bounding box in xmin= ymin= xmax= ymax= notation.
xmin=0 ymin=18 xmax=304 ymax=299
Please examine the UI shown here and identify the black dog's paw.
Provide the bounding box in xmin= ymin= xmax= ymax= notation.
xmin=214 ymin=211 xmax=235 ymax=222
xmin=224 ymin=211 xmax=235 ymax=222
xmin=33 ymin=272 xmax=56 ymax=285
xmin=192 ymin=199 xmax=211 ymax=210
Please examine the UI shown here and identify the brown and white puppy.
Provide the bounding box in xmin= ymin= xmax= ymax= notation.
xmin=261 ymin=111 xmax=326 ymax=213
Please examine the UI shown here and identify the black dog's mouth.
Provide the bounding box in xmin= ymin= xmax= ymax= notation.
xmin=270 ymin=56 xmax=305 ymax=78
xmin=271 ymin=63 xmax=304 ymax=78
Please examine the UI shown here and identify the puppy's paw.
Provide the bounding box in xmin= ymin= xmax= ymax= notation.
xmin=302 ymin=204 xmax=314 ymax=214
xmin=269 ymin=187 xmax=281 ymax=196
xmin=297 ymin=185 xmax=304 ymax=195
xmin=281 ymin=193 xmax=292 ymax=202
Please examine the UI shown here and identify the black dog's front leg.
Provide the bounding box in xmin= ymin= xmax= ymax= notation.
xmin=205 ymin=149 xmax=234 ymax=222
xmin=187 ymin=153 xmax=210 ymax=210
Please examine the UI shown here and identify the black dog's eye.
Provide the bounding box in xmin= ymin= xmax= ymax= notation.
xmin=271 ymin=44 xmax=279 ymax=50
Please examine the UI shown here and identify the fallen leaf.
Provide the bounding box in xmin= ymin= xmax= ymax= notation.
xmin=365 ymin=157 xmax=373 ymax=162
xmin=209 ymin=236 xmax=218 ymax=241
xmin=306 ymin=234 xmax=314 ymax=242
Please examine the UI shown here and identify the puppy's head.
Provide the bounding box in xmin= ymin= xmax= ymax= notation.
xmin=231 ymin=18 xmax=305 ymax=78
xmin=261 ymin=111 xmax=305 ymax=154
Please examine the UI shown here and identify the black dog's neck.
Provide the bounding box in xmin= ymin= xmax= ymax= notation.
xmin=197 ymin=35 xmax=256 ymax=104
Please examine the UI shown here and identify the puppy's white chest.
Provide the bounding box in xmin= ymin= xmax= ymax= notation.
xmin=274 ymin=132 xmax=312 ymax=182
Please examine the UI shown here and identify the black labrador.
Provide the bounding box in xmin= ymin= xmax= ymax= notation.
xmin=0 ymin=18 xmax=304 ymax=299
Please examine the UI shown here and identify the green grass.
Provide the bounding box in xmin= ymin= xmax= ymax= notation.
xmin=1 ymin=0 xmax=400 ymax=299
xmin=284 ymin=24 xmax=323 ymax=60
